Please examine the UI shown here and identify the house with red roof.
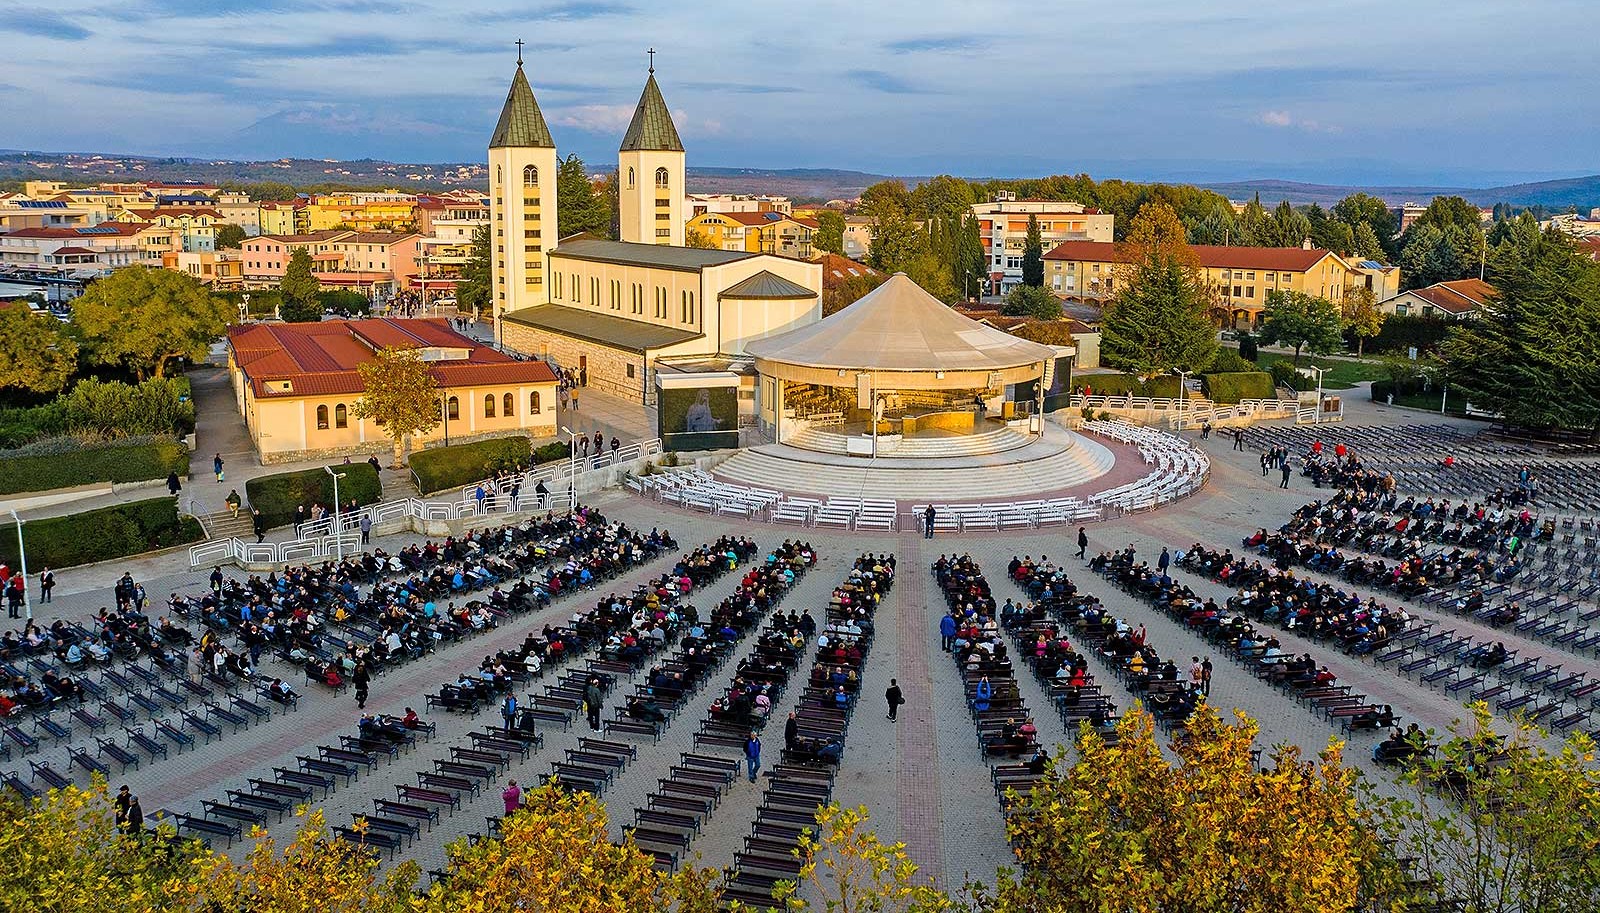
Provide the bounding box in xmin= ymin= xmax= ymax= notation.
xmin=1380 ymin=278 xmax=1494 ymax=319
xmin=226 ymin=317 xmax=558 ymax=462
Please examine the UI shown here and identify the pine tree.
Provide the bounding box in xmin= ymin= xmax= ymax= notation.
xmin=1101 ymin=203 xmax=1218 ymax=377
xmin=1352 ymin=222 xmax=1385 ymax=260
xmin=278 ymin=248 xmax=321 ymax=321
xmin=557 ymin=154 xmax=611 ymax=238
xmin=1022 ymin=214 xmax=1045 ymax=287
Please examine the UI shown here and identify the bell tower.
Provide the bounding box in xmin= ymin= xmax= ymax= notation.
xmin=488 ymin=41 xmax=559 ymax=342
xmin=617 ymin=50 xmax=685 ymax=246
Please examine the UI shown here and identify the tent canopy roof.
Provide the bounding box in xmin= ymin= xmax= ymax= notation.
xmin=745 ymin=272 xmax=1056 ymax=372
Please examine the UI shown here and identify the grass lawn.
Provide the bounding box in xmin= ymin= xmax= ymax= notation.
xmin=1381 ymin=389 xmax=1471 ymax=417
xmin=1233 ymin=349 xmax=1389 ymax=389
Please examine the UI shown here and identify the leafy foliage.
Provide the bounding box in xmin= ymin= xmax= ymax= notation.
xmin=1101 ymin=203 xmax=1218 ymax=377
xmin=244 ymin=462 xmax=382 ymax=529
xmin=0 ymin=436 xmax=189 ymax=495
xmin=0 ymin=496 xmax=203 ymax=568
xmin=350 ymin=345 xmax=440 ymax=466
xmin=685 ymin=228 xmax=717 ymax=249
xmin=213 ymin=223 xmax=246 ymax=250
xmin=317 ymin=289 xmax=371 ymax=317
xmin=1001 ymin=284 xmax=1062 ymax=320
xmin=1201 ymin=371 xmax=1276 ymax=403
xmin=456 ymin=223 xmax=492 ymax=319
xmin=72 ymin=265 xmax=232 ymax=380
xmin=409 ymin=435 xmax=534 ymax=495
xmin=1021 ymin=214 xmax=1044 ymax=287
xmin=1259 ymin=290 xmax=1344 ymax=364
xmin=822 ymin=269 xmax=885 ymax=316
xmin=278 ymin=248 xmax=321 ymax=319
xmin=1237 ymin=330 xmax=1259 ymax=362
xmin=1339 ymin=284 xmax=1384 ymax=356
xmin=0 ymin=304 xmax=78 ymax=395
xmin=813 ymin=210 xmax=845 ymax=255
xmin=557 ymin=154 xmax=612 ymax=238
xmin=771 ymin=803 xmax=951 ymax=912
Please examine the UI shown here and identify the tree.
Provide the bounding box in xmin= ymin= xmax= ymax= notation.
xmin=1002 ymin=284 xmax=1063 ymax=320
xmin=1101 ymin=202 xmax=1218 ymax=377
xmin=771 ymin=804 xmax=952 ymax=913
xmin=1332 ymin=193 xmax=1400 ymax=256
xmin=1261 ymin=199 xmax=1313 ymax=248
xmin=1412 ymin=195 xmax=1483 ymax=233
xmin=823 ymin=271 xmax=885 ymax=316
xmin=685 ymin=228 xmax=717 ymax=249
xmin=72 ymin=265 xmax=232 ymax=380
xmin=954 ymin=214 xmax=985 ymax=298
xmin=213 ymin=223 xmax=246 ymax=250
xmin=456 ymin=223 xmax=492 ymax=319
xmin=988 ymin=706 xmax=1391 ymax=913
xmin=1021 ymin=214 xmax=1044 ymax=287
xmin=317 ymin=289 xmax=371 ymax=317
xmin=1441 ymin=227 xmax=1600 ymax=436
xmin=1259 ymin=290 xmax=1344 ymax=364
xmin=0 ymin=305 xmax=78 ymax=395
xmin=858 ymin=179 xmax=911 ymax=221
xmin=1340 ymin=285 xmax=1384 ymax=356
xmin=814 ymin=210 xmax=845 ymax=255
xmin=1352 ymin=221 xmax=1385 ymax=260
xmin=1386 ymin=704 xmax=1600 ymax=913
xmin=908 ymin=174 xmax=977 ymax=222
xmin=904 ymin=249 xmax=958 ymax=304
xmin=866 ymin=206 xmax=924 ymax=274
xmin=278 ymin=248 xmax=321 ymax=322
xmin=557 ymin=154 xmax=611 ymax=238
xmin=351 ymin=345 xmax=440 ymax=466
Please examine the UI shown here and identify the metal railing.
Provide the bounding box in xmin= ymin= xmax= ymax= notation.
xmin=455 ymin=437 xmax=662 ymax=500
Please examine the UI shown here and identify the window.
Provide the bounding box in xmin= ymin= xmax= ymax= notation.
xmin=447 ymin=396 xmax=459 ymax=419
xmin=611 ymin=279 xmax=621 ymax=310
xmin=1233 ymin=285 xmax=1242 ymax=297
xmin=627 ymin=167 xmax=635 ymax=189
xmin=496 ymin=165 xmax=502 ymax=185
xmin=626 ymin=363 xmax=635 ymax=379
xmin=1246 ymin=286 xmax=1255 ymax=298
xmin=523 ymin=165 xmax=538 ymax=187
xmin=335 ymin=403 xmax=347 ymax=429
xmin=484 ymin=395 xmax=496 ymax=418
xmin=655 ymin=228 xmax=672 ymax=237
xmin=655 ymin=167 xmax=669 ymax=188
xmin=591 ymin=277 xmax=599 ymax=306
xmin=1246 ymin=272 xmax=1255 ymax=280
xmin=503 ymin=392 xmax=514 ymax=417
xmin=316 ymin=405 xmax=329 ymax=430
xmin=529 ymin=391 xmax=541 ymax=414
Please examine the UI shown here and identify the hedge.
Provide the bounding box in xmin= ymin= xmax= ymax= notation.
xmin=1076 ymin=374 xmax=1182 ymax=399
xmin=0 ymin=497 xmax=204 ymax=569
xmin=1201 ymin=371 xmax=1277 ymax=404
xmin=245 ymin=462 xmax=382 ymax=529
xmin=410 ymin=436 xmax=536 ymax=495
xmin=1364 ymin=314 xmax=1450 ymax=355
xmin=0 ymin=437 xmax=190 ymax=496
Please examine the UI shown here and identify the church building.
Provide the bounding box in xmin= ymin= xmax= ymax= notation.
xmin=490 ymin=50 xmax=822 ymax=405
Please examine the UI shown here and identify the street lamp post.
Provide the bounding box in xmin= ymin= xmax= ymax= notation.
xmin=1172 ymin=369 xmax=1192 ymax=431
xmin=7 ymin=510 xmax=30 ymax=622
xmin=1306 ymin=366 xmax=1328 ymax=424
xmin=324 ymin=467 xmax=347 ymax=560
xmin=560 ymin=425 xmax=577 ymax=510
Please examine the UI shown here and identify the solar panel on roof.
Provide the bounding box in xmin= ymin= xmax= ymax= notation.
xmin=77 ymin=226 xmax=120 ymax=234
xmin=16 ymin=200 xmax=67 ymax=209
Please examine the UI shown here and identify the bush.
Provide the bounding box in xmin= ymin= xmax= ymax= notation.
xmin=1237 ymin=331 xmax=1258 ymax=362
xmin=0 ymin=401 xmax=69 ymax=449
xmin=1077 ymin=373 xmax=1181 ymax=399
xmin=1201 ymin=371 xmax=1277 ymax=404
xmin=0 ymin=497 xmax=204 ymax=569
xmin=1366 ymin=313 xmax=1450 ymax=355
xmin=1205 ymin=349 xmax=1256 ymax=374
xmin=278 ymin=298 xmax=322 ymax=323
xmin=0 ymin=377 xmax=195 ymax=448
xmin=1001 ymin=285 xmax=1063 ymax=320
xmin=245 ymin=462 xmax=382 ymax=528
xmin=317 ymin=289 xmax=371 ymax=317
xmin=216 ymin=289 xmax=281 ymax=317
xmin=409 ymin=436 xmax=534 ymax=495
xmin=1268 ymin=361 xmax=1316 ymax=392
xmin=532 ymin=441 xmax=570 ymax=464
xmin=0 ymin=437 xmax=190 ymax=496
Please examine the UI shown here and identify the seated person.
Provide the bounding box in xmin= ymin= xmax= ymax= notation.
xmin=1373 ymin=728 xmax=1418 ymax=764
xmin=401 ymin=707 xmax=421 ymax=729
xmin=267 ymin=678 xmax=298 ymax=703
xmin=627 ymin=695 xmax=668 ymax=722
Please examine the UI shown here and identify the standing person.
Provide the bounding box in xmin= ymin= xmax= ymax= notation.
xmin=1279 ymin=461 xmax=1291 ymax=489
xmin=579 ymin=365 xmax=587 ymax=387
xmin=1260 ymin=450 xmax=1270 ymax=477
xmin=1190 ymin=656 xmax=1204 ymax=690
xmin=535 ymin=479 xmax=549 ymax=508
xmin=359 ymin=513 xmax=372 ymax=545
xmin=1158 ymin=547 xmax=1171 ymax=575
xmin=114 ymin=786 xmax=132 ymax=832
xmin=124 ymin=794 xmax=143 ymax=837
xmin=167 ymin=471 xmax=182 ymax=496
xmin=252 ymin=508 xmax=267 ymax=544
xmin=569 ymin=387 xmax=579 ymax=411
xmin=923 ymin=504 xmax=936 ymax=540
xmin=39 ymin=567 xmax=54 ymax=604
xmin=1076 ymin=526 xmax=1089 ymax=559
xmin=502 ymin=693 xmax=518 ymax=731
xmin=353 ymin=662 xmax=370 ymax=709
xmin=213 ymin=453 xmax=225 ymax=483
xmin=610 ymin=437 xmax=620 ymax=460
xmin=502 ymin=779 xmax=522 ymax=815
xmin=885 ymin=679 xmax=904 ymax=721
xmin=1201 ymin=656 xmax=1213 ymax=696
xmin=744 ymin=731 xmax=761 ymax=782
xmin=1233 ymin=428 xmax=1245 ymax=451
xmin=784 ymin=711 xmax=799 ymax=751
xmin=583 ymin=677 xmax=603 ymax=732
xmin=474 ymin=485 xmax=488 ymax=513
xmin=939 ymin=612 xmax=957 ymax=652
xmin=210 ymin=565 xmax=224 ymax=594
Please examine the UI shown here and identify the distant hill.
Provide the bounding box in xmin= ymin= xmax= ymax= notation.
xmin=1199 ymin=175 xmax=1600 ymax=210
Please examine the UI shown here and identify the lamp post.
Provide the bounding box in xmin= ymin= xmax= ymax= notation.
xmin=561 ymin=425 xmax=577 ymax=510
xmin=324 ymin=467 xmax=347 ymax=560
xmin=1172 ymin=369 xmax=1192 ymax=431
xmin=240 ymin=292 xmax=250 ymax=324
xmin=8 ymin=509 xmax=30 ymax=622
xmin=1305 ymin=366 xmax=1327 ymax=424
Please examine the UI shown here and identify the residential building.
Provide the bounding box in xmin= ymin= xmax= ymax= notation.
xmin=0 ymin=197 xmax=101 ymax=232
xmin=237 ymin=229 xmax=420 ymax=296
xmin=226 ymin=317 xmax=558 ymax=462
xmin=258 ymin=199 xmax=312 ymax=236
xmin=686 ymin=211 xmax=817 ymax=259
xmin=1399 ymin=202 xmax=1429 ymax=232
xmin=842 ymin=216 xmax=872 ymax=260
xmin=1381 ymin=278 xmax=1492 ymax=319
xmin=0 ymin=222 xmax=165 ymax=275
xmin=812 ymin=253 xmax=880 ymax=290
xmin=617 ymin=71 xmax=686 ymax=247
xmin=685 ymin=194 xmax=791 ymax=217
xmin=1348 ymin=259 xmax=1404 ymax=303
xmin=1042 ymin=239 xmax=1360 ymax=327
xmin=115 ymin=206 xmax=219 ymax=252
xmin=306 ymin=191 xmax=419 ymax=232
xmin=970 ymin=195 xmax=1115 ymax=294
xmin=415 ymin=195 xmax=489 ymax=238
xmin=163 ymin=250 xmax=244 ymax=287
xmin=1579 ymin=237 xmax=1600 ymax=262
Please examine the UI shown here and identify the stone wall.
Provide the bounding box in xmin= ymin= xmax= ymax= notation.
xmin=501 ymin=323 xmax=647 ymax=404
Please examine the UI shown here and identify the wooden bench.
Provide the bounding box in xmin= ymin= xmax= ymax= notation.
xmin=274 ymin=766 xmax=334 ymax=797
xmin=30 ymin=760 xmax=70 ymax=790
xmin=95 ymin=737 xmax=140 ymax=772
xmin=226 ymin=789 xmax=291 ymax=823
xmin=398 ymin=783 xmax=462 ymax=810
xmin=172 ymin=812 xmax=241 ymax=847
xmin=334 ymin=825 xmax=400 ymax=860
xmin=202 ymin=799 xmax=267 ymax=829
xmin=375 ymin=798 xmax=439 ymax=830
xmin=250 ymin=778 xmax=312 ymax=804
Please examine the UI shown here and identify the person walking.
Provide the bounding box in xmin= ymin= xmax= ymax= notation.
xmin=885 ymin=679 xmax=904 ymax=721
xmin=583 ymin=677 xmax=603 ymax=732
xmin=359 ymin=513 xmax=372 ymax=545
xmin=167 ymin=471 xmax=182 ymax=496
xmin=353 ymin=662 xmax=370 ymax=709
xmin=1158 ymin=547 xmax=1170 ymax=575
xmin=124 ymin=794 xmax=143 ymax=836
xmin=1076 ymin=526 xmax=1089 ymax=559
xmin=252 ymin=508 xmax=267 ymax=544
xmin=475 ymin=484 xmax=488 ymax=513
xmin=39 ymin=568 xmax=54 ymax=604
xmin=939 ymin=612 xmax=957 ymax=652
xmin=1201 ymin=657 xmax=1213 ymax=696
xmin=744 ymin=731 xmax=762 ymax=782
xmin=535 ymin=479 xmax=549 ymax=508
xmin=1279 ymin=461 xmax=1292 ymax=489
xmin=213 ymin=453 xmax=225 ymax=483
xmin=502 ymin=693 xmax=518 ymax=731
xmin=1233 ymin=428 xmax=1245 ymax=451
xmin=1190 ymin=656 xmax=1203 ymax=691
xmin=502 ymin=779 xmax=522 ymax=816
xmin=1260 ymin=450 xmax=1270 ymax=477
xmin=923 ymin=504 xmax=936 ymax=539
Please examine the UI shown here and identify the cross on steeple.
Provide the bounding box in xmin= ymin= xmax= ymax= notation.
xmin=647 ymin=47 xmax=655 ymax=75
xmin=515 ymin=39 xmax=525 ymax=66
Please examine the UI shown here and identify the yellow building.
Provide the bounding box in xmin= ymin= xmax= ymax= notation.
xmin=1043 ymin=240 xmax=1361 ymax=327
xmin=226 ymin=318 xmax=559 ymax=463
xmin=307 ymin=193 xmax=418 ymax=232
xmin=258 ymin=200 xmax=311 ymax=236
xmin=686 ymin=211 xmax=818 ymax=258
xmin=116 ymin=206 xmax=219 ymax=252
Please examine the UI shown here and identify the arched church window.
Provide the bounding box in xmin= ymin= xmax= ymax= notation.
xmin=655 ymin=167 xmax=669 ymax=188
xmin=627 ymin=167 xmax=635 ymax=189
xmin=523 ymin=165 xmax=538 ymax=187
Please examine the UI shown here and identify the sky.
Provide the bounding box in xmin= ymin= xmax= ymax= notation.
xmin=3 ymin=0 xmax=1598 ymax=186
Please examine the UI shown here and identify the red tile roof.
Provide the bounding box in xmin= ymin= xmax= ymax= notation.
xmin=1406 ymin=278 xmax=1494 ymax=315
xmin=228 ymin=318 xmax=557 ymax=399
xmin=3 ymin=222 xmax=154 ymax=238
xmin=1043 ymin=240 xmax=1337 ymax=272
xmin=1579 ymin=237 xmax=1600 ymax=260
xmin=50 ymin=246 xmax=98 ymax=255
xmin=125 ymin=207 xmax=222 ymax=219
xmin=810 ymin=253 xmax=880 ymax=288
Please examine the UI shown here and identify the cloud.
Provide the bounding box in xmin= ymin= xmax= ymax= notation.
xmin=485 ymin=2 xmax=631 ymax=22
xmin=0 ymin=9 xmax=91 ymax=40
xmin=847 ymin=69 xmax=932 ymax=95
xmin=885 ymin=35 xmax=985 ymax=53
xmin=678 ymin=81 xmax=801 ymax=95
xmin=1259 ymin=110 xmax=1293 ymax=127
xmin=1257 ymin=110 xmax=1339 ymax=134
xmin=550 ymin=103 xmax=635 ymax=133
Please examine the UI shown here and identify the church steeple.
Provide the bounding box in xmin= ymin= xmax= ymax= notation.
xmin=490 ymin=59 xmax=555 ymax=149
xmin=620 ymin=67 xmax=683 ymax=153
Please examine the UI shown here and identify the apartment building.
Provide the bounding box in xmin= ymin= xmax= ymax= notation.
xmin=0 ymin=222 xmax=166 ymax=275
xmin=685 ymin=193 xmax=791 ymax=217
xmin=973 ymin=194 xmax=1115 ymax=293
xmin=237 ymin=229 xmax=420 ymax=296
xmin=686 ymin=211 xmax=818 ymax=259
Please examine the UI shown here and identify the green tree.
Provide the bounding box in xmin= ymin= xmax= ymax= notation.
xmin=1261 ymin=199 xmax=1313 ymax=247
xmin=316 ymin=289 xmax=370 ymax=317
xmin=903 ymin=249 xmax=958 ymax=303
xmin=1340 ymin=284 xmax=1384 ymax=356
xmin=1332 ymin=193 xmax=1399 ymax=255
xmin=557 ymin=154 xmax=610 ymax=238
xmin=351 ymin=345 xmax=441 ymax=466
xmin=1188 ymin=201 xmax=1239 ymax=245
xmin=684 ymin=228 xmax=716 ymax=249
xmin=278 ymin=247 xmax=321 ymax=321
xmin=1352 ymin=221 xmax=1386 ymax=260
xmin=0 ymin=305 xmax=78 ymax=395
xmin=456 ymin=223 xmax=492 ymax=319
xmin=858 ymin=179 xmax=912 ymax=221
xmin=908 ymin=174 xmax=977 ymax=221
xmin=822 ymin=271 xmax=885 ymax=316
xmin=1259 ymin=289 xmax=1344 ymax=364
xmin=866 ymin=206 xmax=924 ymax=274
xmin=954 ymin=214 xmax=986 ymax=298
xmin=813 ymin=210 xmax=845 ymax=255
xmin=213 ymin=223 xmax=246 ymax=250
xmin=1412 ymin=195 xmax=1484 ymax=233
xmin=1441 ymin=227 xmax=1600 ymax=436
xmin=1002 ymin=284 xmax=1063 ymax=319
xmin=72 ymin=265 xmax=232 ymax=380
xmin=1100 ymin=202 xmax=1218 ymax=377
xmin=1021 ymin=213 xmax=1045 ymax=287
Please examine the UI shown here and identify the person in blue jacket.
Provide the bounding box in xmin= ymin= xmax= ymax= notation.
xmin=974 ymin=676 xmax=993 ymax=713
xmin=939 ymin=613 xmax=958 ymax=652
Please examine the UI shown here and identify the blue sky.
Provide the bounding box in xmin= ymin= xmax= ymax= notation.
xmin=4 ymin=0 xmax=1597 ymax=185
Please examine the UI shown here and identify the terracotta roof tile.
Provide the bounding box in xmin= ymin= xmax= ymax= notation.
xmin=1043 ymin=240 xmax=1338 ymax=272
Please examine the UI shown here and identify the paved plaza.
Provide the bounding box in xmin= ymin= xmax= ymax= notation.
xmin=14 ymin=397 xmax=1595 ymax=894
